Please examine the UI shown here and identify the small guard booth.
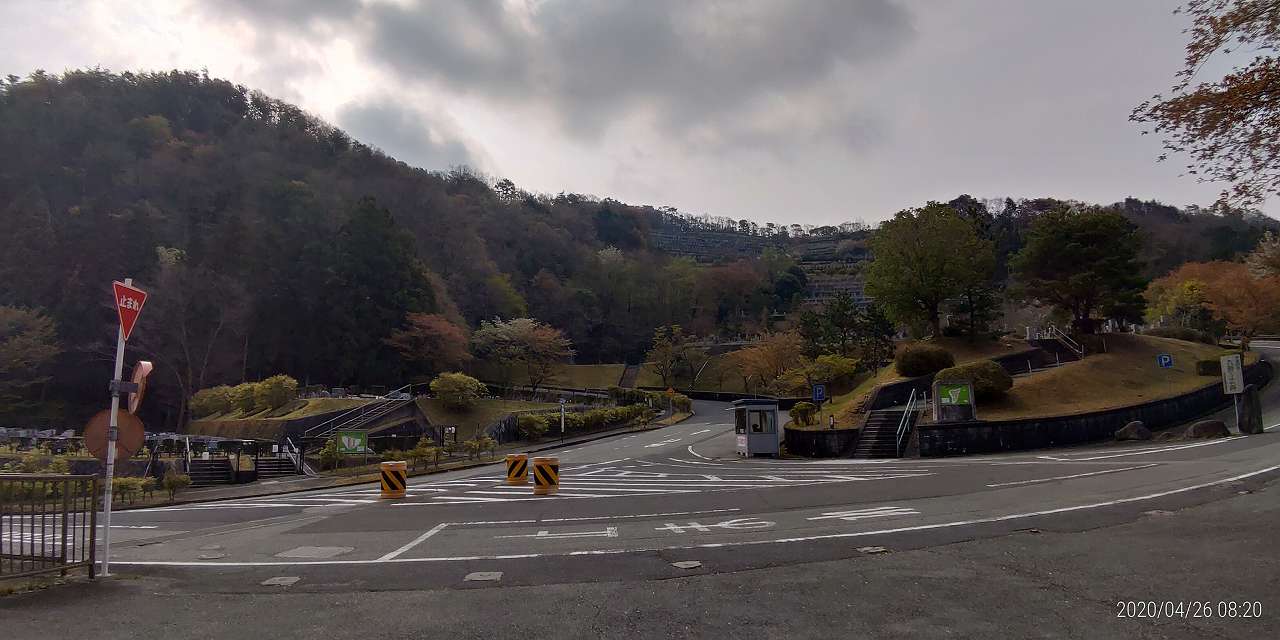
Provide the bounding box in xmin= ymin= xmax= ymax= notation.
xmin=732 ymin=399 xmax=780 ymax=457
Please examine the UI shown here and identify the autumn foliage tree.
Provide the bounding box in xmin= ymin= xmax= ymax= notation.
xmin=731 ymin=332 xmax=805 ymax=391
xmin=472 ymin=318 xmax=574 ymax=392
xmin=384 ymin=313 xmax=471 ymax=380
xmin=1131 ymin=0 xmax=1280 ymax=208
xmin=1158 ymin=260 xmax=1280 ymax=350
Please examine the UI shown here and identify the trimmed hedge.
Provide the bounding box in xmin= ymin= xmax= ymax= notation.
xmin=896 ymin=344 xmax=956 ymax=377
xmin=934 ymin=359 xmax=1013 ymax=399
xmin=608 ymin=387 xmax=692 ymax=413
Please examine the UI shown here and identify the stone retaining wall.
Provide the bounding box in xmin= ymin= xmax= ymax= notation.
xmin=918 ymin=360 xmax=1272 ymax=457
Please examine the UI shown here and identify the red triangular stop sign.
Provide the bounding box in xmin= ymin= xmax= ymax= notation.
xmin=112 ymin=281 xmax=148 ymax=341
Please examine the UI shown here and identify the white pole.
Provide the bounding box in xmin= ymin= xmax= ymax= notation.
xmin=1233 ymin=394 xmax=1240 ymax=432
xmin=100 ymin=277 xmax=129 ymax=577
xmin=560 ymin=402 xmax=565 ymax=441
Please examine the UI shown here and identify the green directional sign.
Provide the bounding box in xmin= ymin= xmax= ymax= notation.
xmin=937 ymin=383 xmax=972 ymax=406
xmin=336 ymin=430 xmax=367 ymax=454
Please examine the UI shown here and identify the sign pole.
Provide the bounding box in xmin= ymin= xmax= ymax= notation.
xmin=560 ymin=399 xmax=566 ymax=442
xmin=100 ymin=278 xmax=131 ymax=577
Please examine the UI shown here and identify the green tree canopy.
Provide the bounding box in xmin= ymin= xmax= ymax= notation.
xmin=1010 ymin=207 xmax=1145 ymax=333
xmin=865 ymin=203 xmax=995 ymax=336
xmin=0 ymin=306 xmax=61 ymax=416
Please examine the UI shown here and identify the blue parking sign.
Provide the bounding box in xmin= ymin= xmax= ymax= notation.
xmin=1157 ymin=354 xmax=1174 ymax=369
xmin=812 ymin=384 xmax=826 ymax=404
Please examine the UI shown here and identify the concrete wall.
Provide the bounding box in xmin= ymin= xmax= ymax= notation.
xmin=918 ymin=361 xmax=1273 ymax=457
xmin=784 ymin=427 xmax=860 ymax=458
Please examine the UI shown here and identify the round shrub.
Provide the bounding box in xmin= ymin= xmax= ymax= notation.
xmin=895 ymin=344 xmax=956 ymax=377
xmin=934 ymin=359 xmax=1013 ymax=399
xmin=430 ymin=372 xmax=485 ymax=409
xmin=789 ymin=401 xmax=817 ymax=426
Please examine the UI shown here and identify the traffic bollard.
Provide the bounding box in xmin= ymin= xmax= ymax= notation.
xmin=380 ymin=460 xmax=407 ymax=499
xmin=506 ymin=453 xmax=528 ymax=485
xmin=532 ymin=456 xmax=559 ymax=495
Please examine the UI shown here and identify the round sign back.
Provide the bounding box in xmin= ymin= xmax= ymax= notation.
xmin=83 ymin=408 xmax=145 ymax=461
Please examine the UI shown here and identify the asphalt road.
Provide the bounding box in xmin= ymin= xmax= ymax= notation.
xmin=6 ymin=346 xmax=1280 ymax=638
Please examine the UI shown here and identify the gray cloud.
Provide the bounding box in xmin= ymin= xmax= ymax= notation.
xmin=213 ymin=0 xmax=914 ymax=150
xmin=336 ymin=98 xmax=481 ymax=171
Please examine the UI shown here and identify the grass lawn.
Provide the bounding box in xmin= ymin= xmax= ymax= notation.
xmin=277 ymin=398 xmax=371 ymax=419
xmin=637 ymin=353 xmax=751 ymax=393
xmin=188 ymin=398 xmax=373 ymax=440
xmin=823 ymin=336 xmax=1034 ymax=427
xmin=416 ymin=397 xmax=558 ymax=441
xmin=977 ymin=334 xmax=1250 ymax=420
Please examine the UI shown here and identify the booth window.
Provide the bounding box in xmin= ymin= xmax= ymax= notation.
xmin=749 ymin=410 xmax=773 ymax=434
xmin=735 ymin=410 xmax=747 ymax=434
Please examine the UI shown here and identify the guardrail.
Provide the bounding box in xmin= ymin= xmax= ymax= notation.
xmin=895 ymin=389 xmax=919 ymax=456
xmin=0 ymin=474 xmax=98 ymax=580
xmin=304 ymin=384 xmax=414 ymax=439
xmin=1046 ymin=324 xmax=1085 ymax=358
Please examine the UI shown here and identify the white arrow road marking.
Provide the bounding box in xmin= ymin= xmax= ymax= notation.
xmin=655 ymin=517 xmax=775 ymax=534
xmin=495 ymin=527 xmax=619 ymax=540
xmin=645 ymin=438 xmax=683 ymax=448
xmin=808 ymin=507 xmax=919 ymax=521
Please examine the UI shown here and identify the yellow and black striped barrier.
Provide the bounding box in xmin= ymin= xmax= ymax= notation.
xmin=380 ymin=460 xmax=407 ymax=499
xmin=506 ymin=454 xmax=528 ymax=485
xmin=532 ymin=456 xmax=559 ymax=495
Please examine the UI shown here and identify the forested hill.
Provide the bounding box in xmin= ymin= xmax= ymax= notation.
xmin=0 ymin=70 xmax=811 ymax=427
xmin=2 ymin=70 xmax=1275 ymax=429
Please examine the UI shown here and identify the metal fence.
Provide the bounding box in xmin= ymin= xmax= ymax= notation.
xmin=0 ymin=474 xmax=98 ymax=580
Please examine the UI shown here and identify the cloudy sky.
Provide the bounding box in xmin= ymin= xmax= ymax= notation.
xmin=2 ymin=0 xmax=1264 ymax=224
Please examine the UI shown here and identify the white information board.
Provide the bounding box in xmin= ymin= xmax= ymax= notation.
xmin=1220 ymin=353 xmax=1244 ymax=395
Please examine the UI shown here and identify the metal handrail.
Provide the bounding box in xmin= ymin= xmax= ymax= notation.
xmin=895 ymin=389 xmax=918 ymax=457
xmin=304 ymin=383 xmax=414 ymax=438
xmin=1046 ymin=324 xmax=1085 ymax=357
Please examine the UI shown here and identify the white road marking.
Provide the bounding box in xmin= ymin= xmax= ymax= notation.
xmin=1266 ymin=423 xmax=1280 ymax=432
xmin=685 ymin=446 xmax=715 ymax=462
xmin=985 ymin=463 xmax=1160 ymax=487
xmin=377 ymin=522 xmax=450 ymax=561
xmin=655 ymin=518 xmax=775 ymax=534
xmin=494 ymin=527 xmax=619 ymax=540
xmin=690 ymin=429 xmax=711 ymax=435
xmin=112 ymin=463 xmax=1280 ymax=567
xmin=645 ymin=438 xmax=683 ymax=448
xmin=807 ymin=507 xmax=919 ymax=521
xmin=1037 ymin=437 xmax=1247 ymax=461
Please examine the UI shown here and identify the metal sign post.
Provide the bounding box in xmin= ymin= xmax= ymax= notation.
xmin=559 ymin=398 xmax=566 ymax=441
xmin=101 ymin=278 xmax=147 ymax=577
xmin=1220 ymin=353 xmax=1245 ymax=431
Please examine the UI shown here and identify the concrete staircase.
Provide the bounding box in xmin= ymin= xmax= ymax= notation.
xmin=255 ymin=456 xmax=299 ymax=479
xmin=187 ymin=458 xmax=233 ymax=487
xmin=853 ymin=409 xmax=912 ymax=459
